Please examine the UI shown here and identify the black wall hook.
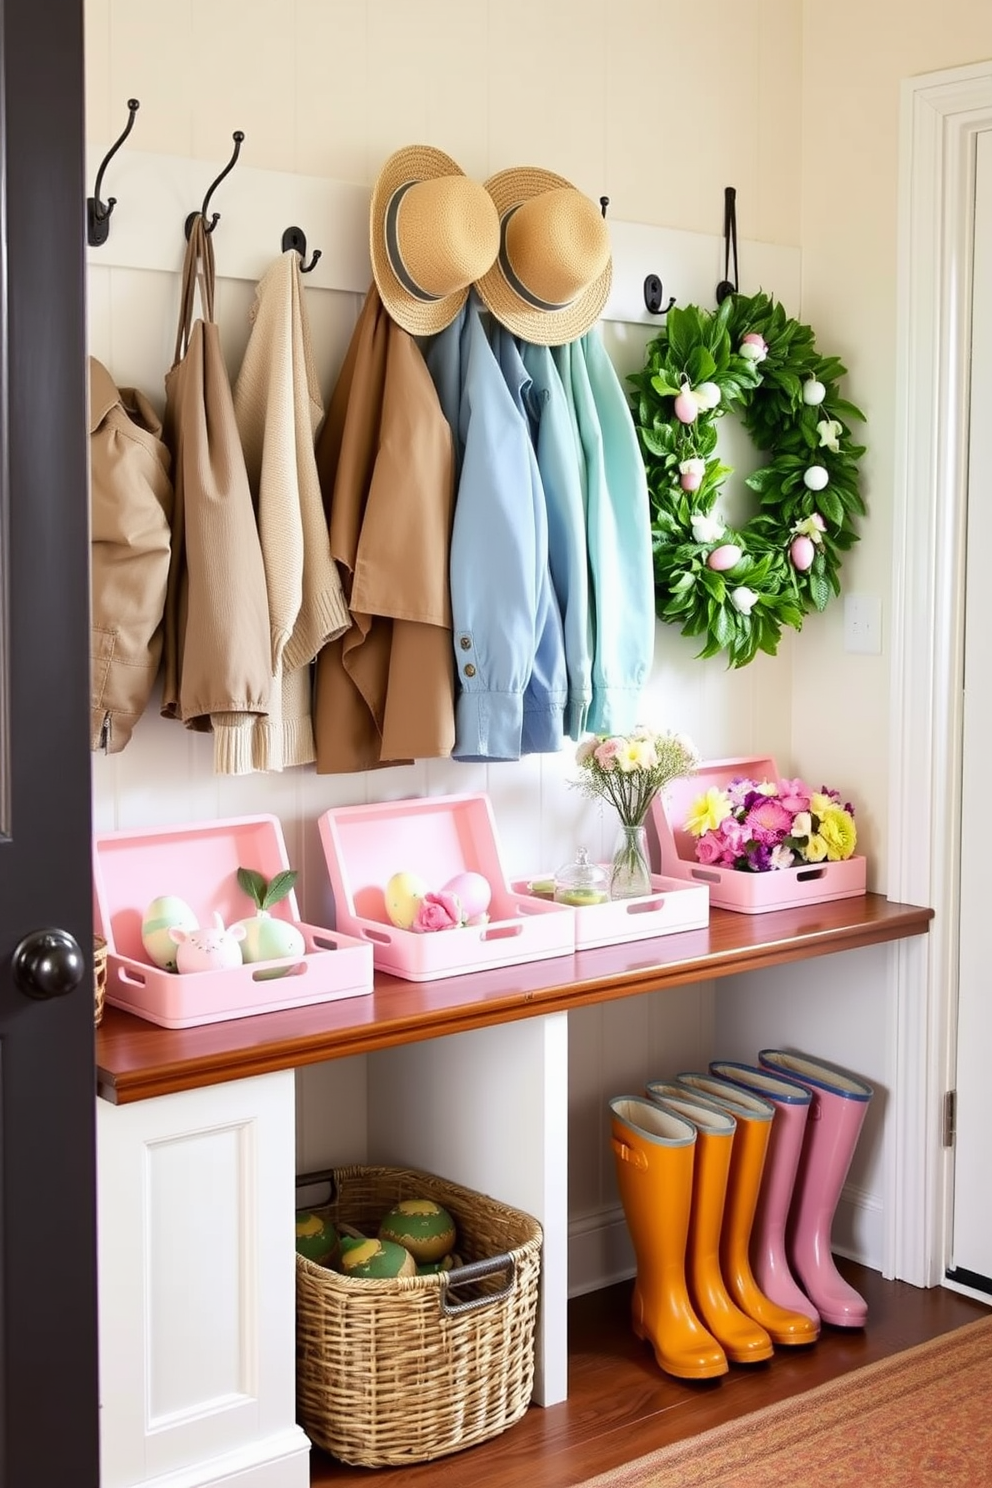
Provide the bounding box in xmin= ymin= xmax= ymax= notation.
xmin=185 ymin=131 xmax=245 ymax=239
xmin=643 ymin=274 xmax=676 ymax=317
xmin=715 ymin=185 xmax=739 ymax=304
xmin=600 ymin=196 xmax=609 ymax=219
xmin=282 ymin=225 xmax=322 ymax=273
xmin=87 ymin=98 xmax=140 ymax=247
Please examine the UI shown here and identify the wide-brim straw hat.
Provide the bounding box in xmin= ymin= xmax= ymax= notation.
xmin=475 ymin=166 xmax=613 ymax=345
xmin=369 ymin=144 xmax=500 ymax=336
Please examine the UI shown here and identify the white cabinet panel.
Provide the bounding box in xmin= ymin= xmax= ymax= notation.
xmin=97 ymin=1072 xmax=309 ymax=1488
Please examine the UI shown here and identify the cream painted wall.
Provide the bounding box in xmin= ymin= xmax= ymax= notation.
xmin=794 ymin=4 xmax=992 ymax=882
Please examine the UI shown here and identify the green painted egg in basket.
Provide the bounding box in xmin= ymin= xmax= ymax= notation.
xmin=295 ymin=1211 xmax=339 ymax=1265
xmin=334 ymin=1234 xmax=417 ymax=1279
xmin=378 ymin=1198 xmax=457 ymax=1263
xmin=416 ymin=1251 xmax=464 ymax=1276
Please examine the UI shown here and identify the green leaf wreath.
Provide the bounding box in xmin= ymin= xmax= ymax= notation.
xmin=627 ymin=291 xmax=867 ymax=667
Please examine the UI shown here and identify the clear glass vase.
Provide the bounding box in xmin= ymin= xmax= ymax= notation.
xmin=609 ymin=823 xmax=652 ymax=900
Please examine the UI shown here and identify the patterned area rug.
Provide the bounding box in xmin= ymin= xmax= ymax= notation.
xmin=582 ymin=1314 xmax=992 ymax=1487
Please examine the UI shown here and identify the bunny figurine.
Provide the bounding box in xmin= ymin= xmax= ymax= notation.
xmin=168 ymin=912 xmax=246 ymax=974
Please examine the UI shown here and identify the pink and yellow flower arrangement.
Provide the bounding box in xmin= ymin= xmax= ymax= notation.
xmin=684 ymin=774 xmax=857 ymax=873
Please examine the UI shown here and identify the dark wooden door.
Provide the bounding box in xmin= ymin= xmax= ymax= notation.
xmin=0 ymin=0 xmax=99 ymax=1483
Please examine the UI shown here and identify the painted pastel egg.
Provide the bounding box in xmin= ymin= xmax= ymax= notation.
xmin=379 ymin=1199 xmax=457 ymax=1264
xmin=707 ymin=543 xmax=743 ymax=572
xmin=334 ymin=1235 xmax=417 ymax=1279
xmin=680 ymin=470 xmax=702 ymax=492
xmin=236 ymin=912 xmax=306 ymax=979
xmin=441 ymin=871 xmax=492 ymax=921
xmin=295 ymin=1210 xmax=339 ymax=1265
xmin=384 ymin=871 xmax=429 ymax=929
xmin=695 ymin=381 xmax=721 ymax=410
xmin=803 ymin=465 xmax=829 ymax=491
xmin=141 ymin=895 xmax=198 ymax=971
xmin=673 ymin=391 xmax=699 ymax=424
xmin=790 ymin=535 xmax=816 ymax=571
xmin=802 ymin=378 xmax=826 ymax=405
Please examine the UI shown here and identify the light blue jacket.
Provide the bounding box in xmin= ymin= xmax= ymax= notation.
xmin=489 ymin=324 xmax=566 ymax=755
xmin=424 ymin=295 xmax=551 ymax=760
xmin=553 ymin=330 xmax=654 ymax=733
xmin=519 ymin=341 xmax=592 ymax=741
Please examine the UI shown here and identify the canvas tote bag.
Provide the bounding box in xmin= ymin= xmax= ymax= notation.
xmin=161 ymin=214 xmax=271 ymax=762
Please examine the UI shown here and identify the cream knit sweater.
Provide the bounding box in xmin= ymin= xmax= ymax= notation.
xmin=229 ymin=252 xmax=350 ymax=773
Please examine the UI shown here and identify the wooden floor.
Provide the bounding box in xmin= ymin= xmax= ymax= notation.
xmin=308 ymin=1259 xmax=989 ymax=1488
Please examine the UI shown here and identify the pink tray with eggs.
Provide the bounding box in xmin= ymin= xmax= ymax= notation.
xmin=651 ymin=756 xmax=867 ymax=914
xmin=93 ymin=815 xmax=374 ymax=1028
xmin=317 ymin=794 xmax=575 ymax=981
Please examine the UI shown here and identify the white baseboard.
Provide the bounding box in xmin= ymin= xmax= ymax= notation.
xmin=568 ymin=1184 xmax=882 ymax=1299
xmin=120 ymin=1429 xmax=311 ymax=1488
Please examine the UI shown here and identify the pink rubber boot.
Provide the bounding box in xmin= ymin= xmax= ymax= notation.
xmin=758 ymin=1050 xmax=873 ymax=1328
xmin=708 ymin=1060 xmax=820 ymax=1327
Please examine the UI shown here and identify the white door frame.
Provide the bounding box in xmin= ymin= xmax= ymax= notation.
xmin=889 ymin=59 xmax=992 ymax=1289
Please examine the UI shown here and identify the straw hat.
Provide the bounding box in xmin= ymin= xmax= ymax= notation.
xmin=370 ymin=145 xmax=500 ymax=335
xmin=475 ymin=167 xmax=613 ymax=345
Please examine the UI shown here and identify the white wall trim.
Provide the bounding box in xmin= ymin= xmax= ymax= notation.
xmin=889 ymin=60 xmax=992 ymax=1286
xmin=84 ymin=147 xmax=800 ymax=330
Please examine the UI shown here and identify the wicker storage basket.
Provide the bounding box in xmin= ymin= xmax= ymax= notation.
xmin=93 ymin=935 xmax=108 ymax=1027
xmin=296 ymin=1164 xmax=542 ymax=1467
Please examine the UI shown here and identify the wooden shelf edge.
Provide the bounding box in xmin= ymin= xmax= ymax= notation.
xmin=96 ymin=895 xmax=933 ymax=1105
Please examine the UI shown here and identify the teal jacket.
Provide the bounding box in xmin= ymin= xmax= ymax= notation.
xmin=553 ymin=331 xmax=654 ymax=733
xmin=519 ymin=341 xmax=592 ymax=741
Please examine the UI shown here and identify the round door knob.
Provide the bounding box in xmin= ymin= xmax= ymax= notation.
xmin=11 ymin=928 xmax=86 ymax=1001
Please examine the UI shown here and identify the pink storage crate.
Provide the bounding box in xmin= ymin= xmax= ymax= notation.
xmin=509 ymin=873 xmax=709 ymax=950
xmin=652 ymin=756 xmax=867 ymax=914
xmin=317 ymin=794 xmax=574 ymax=980
xmin=93 ymin=815 xmax=374 ymax=1027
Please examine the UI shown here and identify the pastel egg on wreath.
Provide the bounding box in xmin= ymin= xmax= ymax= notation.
xmin=802 ymin=378 xmax=827 ymax=406
xmin=693 ymin=381 xmax=721 ymax=411
xmin=790 ymin=535 xmax=816 ymax=572
xmin=739 ymin=332 xmax=768 ymax=362
xmin=679 ymin=458 xmax=705 ymax=493
xmin=803 ymin=465 xmax=829 ymax=491
xmin=441 ymin=871 xmax=492 ymax=922
xmin=673 ymin=389 xmax=699 ymax=424
xmin=383 ymin=870 xmax=429 ymax=929
xmin=141 ymin=895 xmax=199 ymax=971
xmin=707 ymin=542 xmax=742 ymax=573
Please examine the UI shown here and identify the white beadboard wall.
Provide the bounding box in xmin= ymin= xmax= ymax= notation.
xmin=88 ymin=150 xmax=809 ymax=1293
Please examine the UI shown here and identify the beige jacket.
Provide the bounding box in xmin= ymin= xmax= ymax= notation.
xmin=313 ymin=286 xmax=456 ymax=774
xmin=231 ymin=251 xmax=350 ymax=772
xmin=160 ymin=217 xmax=272 ymax=768
xmin=89 ymin=357 xmax=173 ymax=753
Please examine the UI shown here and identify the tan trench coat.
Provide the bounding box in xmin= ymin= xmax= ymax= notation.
xmin=313 ymin=286 xmax=455 ymax=774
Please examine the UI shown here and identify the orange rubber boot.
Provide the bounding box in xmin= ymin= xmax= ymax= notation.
xmin=646 ymin=1082 xmax=773 ymax=1365
xmin=674 ymin=1074 xmax=819 ymax=1347
xmin=609 ymin=1095 xmax=728 ymax=1380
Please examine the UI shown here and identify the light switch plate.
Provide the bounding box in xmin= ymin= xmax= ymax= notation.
xmin=844 ymin=594 xmax=883 ymax=654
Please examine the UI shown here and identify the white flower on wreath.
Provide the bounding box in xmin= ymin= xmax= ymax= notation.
xmin=816 ymin=418 xmax=843 ymax=453
xmin=691 ymin=511 xmax=725 ymax=545
xmin=730 ymin=586 xmax=759 ymax=616
xmin=791 ymin=513 xmax=827 ymax=545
